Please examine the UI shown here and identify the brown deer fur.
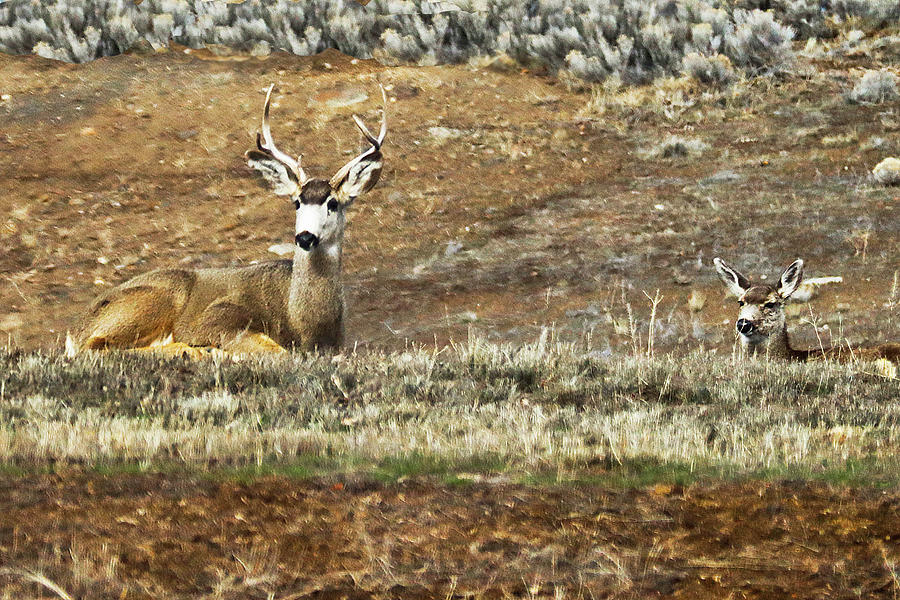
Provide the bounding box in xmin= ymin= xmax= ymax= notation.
xmin=714 ymin=257 xmax=899 ymax=363
xmin=68 ymin=84 xmax=387 ymax=355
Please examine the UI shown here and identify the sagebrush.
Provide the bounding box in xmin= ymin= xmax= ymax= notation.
xmin=0 ymin=0 xmax=897 ymax=82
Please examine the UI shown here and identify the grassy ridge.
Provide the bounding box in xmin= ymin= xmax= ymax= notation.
xmin=0 ymin=339 xmax=897 ymax=483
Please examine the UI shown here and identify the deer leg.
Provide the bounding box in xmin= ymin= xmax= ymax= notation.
xmin=77 ymin=285 xmax=179 ymax=351
xmin=135 ymin=342 xmax=225 ymax=360
xmin=125 ymin=334 xmax=224 ymax=360
xmin=226 ymin=332 xmax=288 ymax=354
xmin=183 ymin=299 xmax=287 ymax=354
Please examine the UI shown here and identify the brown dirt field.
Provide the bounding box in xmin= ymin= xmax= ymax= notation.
xmin=0 ymin=44 xmax=897 ymax=355
xmin=1 ymin=473 xmax=900 ymax=599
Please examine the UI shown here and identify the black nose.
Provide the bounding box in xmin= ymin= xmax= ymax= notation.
xmin=736 ymin=319 xmax=755 ymax=335
xmin=295 ymin=232 xmax=319 ymax=251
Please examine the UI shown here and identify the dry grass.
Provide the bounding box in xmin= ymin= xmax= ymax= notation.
xmin=0 ymin=567 xmax=74 ymax=600
xmin=0 ymin=338 xmax=897 ymax=482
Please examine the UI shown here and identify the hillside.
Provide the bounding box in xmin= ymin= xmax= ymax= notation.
xmin=0 ymin=35 xmax=898 ymax=355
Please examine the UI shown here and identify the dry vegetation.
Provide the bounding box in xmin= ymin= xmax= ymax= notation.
xmin=1 ymin=339 xmax=897 ymax=481
xmin=2 ymin=473 xmax=900 ymax=599
xmin=1 ymin=40 xmax=898 ymax=355
xmin=3 ymin=0 xmax=887 ymax=77
xmin=0 ymin=341 xmax=899 ymax=599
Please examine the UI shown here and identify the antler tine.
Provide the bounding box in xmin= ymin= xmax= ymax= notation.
xmin=377 ymin=84 xmax=387 ymax=145
xmin=352 ymin=114 xmax=379 ymax=148
xmin=258 ymin=84 xmax=307 ymax=184
xmin=349 ymin=84 xmax=388 ymax=148
xmin=329 ymin=85 xmax=388 ymax=191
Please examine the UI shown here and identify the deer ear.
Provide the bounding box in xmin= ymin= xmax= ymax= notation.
xmin=329 ymin=85 xmax=387 ymax=205
xmin=714 ymin=257 xmax=751 ymax=297
xmin=329 ymin=148 xmax=383 ymax=205
xmin=777 ymin=258 xmax=804 ymax=298
xmin=247 ymin=150 xmax=301 ymax=197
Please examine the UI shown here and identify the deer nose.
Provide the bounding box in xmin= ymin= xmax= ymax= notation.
xmin=736 ymin=319 xmax=755 ymax=336
xmin=295 ymin=231 xmax=319 ymax=251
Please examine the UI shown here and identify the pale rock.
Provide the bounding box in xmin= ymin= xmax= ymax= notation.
xmin=872 ymin=157 xmax=900 ymax=185
xmin=428 ymin=126 xmax=464 ymax=144
xmin=790 ymin=276 xmax=843 ymax=302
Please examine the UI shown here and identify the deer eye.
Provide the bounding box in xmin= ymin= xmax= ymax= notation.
xmin=326 ymin=199 xmax=339 ymax=213
xmin=737 ymin=300 xmax=745 ymax=307
xmin=764 ymin=301 xmax=778 ymax=309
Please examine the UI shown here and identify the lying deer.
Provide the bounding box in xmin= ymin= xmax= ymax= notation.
xmin=67 ymin=83 xmax=387 ymax=355
xmin=713 ymin=257 xmax=899 ymax=362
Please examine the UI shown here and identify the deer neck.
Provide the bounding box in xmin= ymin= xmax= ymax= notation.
xmin=287 ymin=240 xmax=344 ymax=349
xmin=746 ymin=326 xmax=807 ymax=361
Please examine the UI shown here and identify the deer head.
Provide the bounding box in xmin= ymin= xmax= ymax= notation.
xmin=713 ymin=257 xmax=804 ymax=348
xmin=246 ymin=84 xmax=387 ymax=252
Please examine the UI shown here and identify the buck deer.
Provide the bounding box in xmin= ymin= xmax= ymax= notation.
xmin=713 ymin=257 xmax=900 ymax=362
xmin=67 ymin=83 xmax=387 ymax=356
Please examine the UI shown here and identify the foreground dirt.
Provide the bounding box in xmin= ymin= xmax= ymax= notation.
xmin=0 ymin=473 xmax=898 ymax=599
xmin=0 ymin=42 xmax=898 ymax=354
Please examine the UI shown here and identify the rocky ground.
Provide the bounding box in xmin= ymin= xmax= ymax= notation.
xmin=0 ymin=41 xmax=897 ymax=356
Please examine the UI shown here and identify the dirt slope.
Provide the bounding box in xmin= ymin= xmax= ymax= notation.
xmin=1 ymin=44 xmax=897 ymax=354
xmin=2 ymin=41 xmax=900 ymax=600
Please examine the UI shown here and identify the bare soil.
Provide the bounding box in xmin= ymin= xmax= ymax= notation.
xmin=0 ymin=44 xmax=897 ymax=354
xmin=0 ymin=473 xmax=899 ymax=599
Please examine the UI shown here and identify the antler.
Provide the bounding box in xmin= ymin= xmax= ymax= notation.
xmin=329 ymin=84 xmax=388 ymax=193
xmin=256 ymin=84 xmax=308 ymax=185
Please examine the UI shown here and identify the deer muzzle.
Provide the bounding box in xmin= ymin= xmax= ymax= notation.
xmin=295 ymin=231 xmax=320 ymax=251
xmin=736 ymin=319 xmax=755 ymax=336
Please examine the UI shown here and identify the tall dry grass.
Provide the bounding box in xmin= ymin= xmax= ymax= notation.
xmin=0 ymin=339 xmax=897 ymax=480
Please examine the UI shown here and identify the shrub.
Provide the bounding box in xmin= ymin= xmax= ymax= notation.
xmin=832 ymin=0 xmax=900 ymax=24
xmin=682 ymin=52 xmax=735 ymax=87
xmin=647 ymin=135 xmax=710 ymax=159
xmin=565 ymin=49 xmax=609 ymax=83
xmin=723 ymin=9 xmax=795 ymax=75
xmin=0 ymin=0 xmax=894 ymax=84
xmin=848 ymin=69 xmax=899 ymax=105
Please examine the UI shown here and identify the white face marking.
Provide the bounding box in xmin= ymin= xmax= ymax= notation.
xmin=294 ymin=196 xmax=345 ymax=251
xmin=737 ymin=303 xmax=760 ymax=323
xmin=295 ymin=203 xmax=326 ymax=237
xmin=737 ymin=302 xmax=763 ymax=345
xmin=736 ymin=292 xmax=786 ymax=346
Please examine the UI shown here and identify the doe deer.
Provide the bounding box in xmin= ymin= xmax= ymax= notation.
xmin=713 ymin=257 xmax=899 ymax=362
xmin=67 ymin=83 xmax=387 ymax=356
